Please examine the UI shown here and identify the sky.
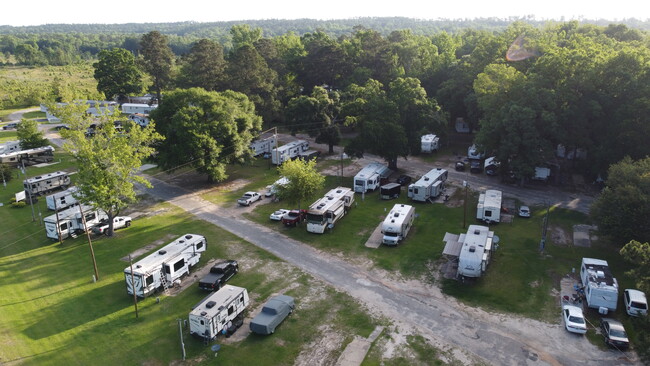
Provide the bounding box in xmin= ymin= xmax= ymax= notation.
xmin=3 ymin=0 xmax=649 ymax=27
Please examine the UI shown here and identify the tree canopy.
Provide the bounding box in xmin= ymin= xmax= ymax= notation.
xmin=93 ymin=48 xmax=143 ymax=101
xmin=275 ymin=158 xmax=325 ymax=209
xmin=139 ymin=31 xmax=174 ymax=103
xmin=16 ymin=119 xmax=48 ymax=149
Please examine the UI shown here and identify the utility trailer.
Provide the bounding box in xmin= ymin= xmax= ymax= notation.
xmin=381 ymin=204 xmax=415 ymax=245
xmin=189 ymin=285 xmax=250 ymax=341
xmin=43 ymin=204 xmax=108 ymax=240
xmin=353 ymin=162 xmax=391 ymax=193
xmin=380 ymin=183 xmax=401 ymax=200
xmin=45 ymin=186 xmax=80 ymax=210
xmin=407 ymin=168 xmax=448 ymax=202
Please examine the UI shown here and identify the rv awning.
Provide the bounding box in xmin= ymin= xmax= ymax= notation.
xmin=442 ymin=232 xmax=462 ymax=257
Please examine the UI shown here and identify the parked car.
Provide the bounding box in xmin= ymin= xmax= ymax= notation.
xmin=454 ymin=161 xmax=465 ymax=171
xmin=270 ymin=209 xmax=290 ymax=221
xmin=237 ymin=191 xmax=262 ymax=206
xmin=562 ymin=305 xmax=587 ymax=334
xmin=282 ymin=209 xmax=307 ymax=226
xmin=600 ymin=318 xmax=629 ymax=349
xmin=54 ymin=124 xmax=70 ymax=131
xmin=2 ymin=122 xmax=19 ymax=130
xmin=624 ymin=289 xmax=648 ymax=317
xmin=249 ymin=294 xmax=295 ymax=335
xmin=518 ymin=206 xmax=531 ymax=218
xmin=93 ymin=216 xmax=132 ymax=235
xmin=396 ymin=175 xmax=412 ymax=186
xmin=198 ymin=260 xmax=238 ymax=291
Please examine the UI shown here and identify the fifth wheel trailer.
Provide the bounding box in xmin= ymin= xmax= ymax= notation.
xmin=189 ymin=285 xmax=250 ymax=341
xmin=353 ymin=162 xmax=391 ymax=193
xmin=407 ymin=168 xmax=448 ymax=202
xmin=381 ymin=204 xmax=415 ymax=245
xmin=46 ymin=186 xmax=80 ymax=210
xmin=43 ymin=204 xmax=108 ymax=240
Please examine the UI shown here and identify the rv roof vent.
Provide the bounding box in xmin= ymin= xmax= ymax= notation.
xmin=400 ymin=204 xmax=404 ymax=207
xmin=336 ymin=189 xmax=342 ymax=193
xmin=179 ymin=240 xmax=184 ymax=243
xmin=469 ymin=245 xmax=476 ymax=252
xmin=185 ymin=234 xmax=193 ymax=239
xmin=391 ymin=220 xmax=395 ymax=223
xmin=597 ymin=270 xmax=605 ymax=278
xmin=424 ymin=177 xmax=429 ymax=181
xmin=158 ymin=250 xmax=167 ymax=255
xmin=35 ymin=176 xmax=42 ymax=179
xmin=394 ymin=213 xmax=399 ymax=217
xmin=474 ymin=229 xmax=480 ymax=235
xmin=205 ymin=301 xmax=216 ymax=309
xmin=136 ymin=264 xmax=142 ymax=268
xmin=200 ymin=311 xmax=207 ymax=316
xmin=327 ymin=196 xmax=333 ymax=200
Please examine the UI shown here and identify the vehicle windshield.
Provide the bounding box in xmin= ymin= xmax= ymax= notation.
xmin=569 ymin=316 xmax=584 ymax=324
xmin=384 ymin=232 xmax=399 ymax=237
xmin=306 ymin=213 xmax=324 ymax=224
xmin=610 ymin=328 xmax=627 ymax=338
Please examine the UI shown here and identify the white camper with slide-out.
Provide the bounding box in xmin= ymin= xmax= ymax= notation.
xmin=0 ymin=145 xmax=55 ymax=167
xmin=353 ymin=162 xmax=391 ymax=193
xmin=250 ymin=135 xmax=277 ymax=156
xmin=124 ymin=234 xmax=207 ymax=298
xmin=121 ymin=103 xmax=157 ymax=115
xmin=476 ymin=189 xmax=502 ymax=223
xmin=23 ymin=171 xmax=70 ymax=196
xmin=580 ymin=258 xmax=619 ymax=312
xmin=457 ymin=225 xmax=495 ymax=279
xmin=265 ymin=176 xmax=290 ymax=197
xmin=46 ymin=186 xmax=80 ymax=210
xmin=271 ymin=140 xmax=309 ymax=164
xmin=189 ymin=285 xmax=250 ymax=341
xmin=44 ymin=204 xmax=108 ymax=240
xmin=407 ymin=168 xmax=448 ymax=202
xmin=306 ymin=187 xmax=355 ymax=234
xmin=420 ymin=134 xmax=440 ymax=153
xmin=381 ymin=204 xmax=415 ymax=245
xmin=0 ymin=140 xmax=20 ymax=155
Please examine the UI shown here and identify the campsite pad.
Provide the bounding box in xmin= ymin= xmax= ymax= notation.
xmin=364 ymin=221 xmax=384 ymax=248
xmin=572 ymin=224 xmax=597 ymax=247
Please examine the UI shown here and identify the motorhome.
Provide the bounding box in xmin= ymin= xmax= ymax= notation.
xmin=121 ymin=103 xmax=158 ymax=115
xmin=407 ymin=168 xmax=448 ymax=202
xmin=467 ymin=144 xmax=485 ymax=160
xmin=43 ymin=204 xmax=108 ymax=240
xmin=420 ymin=134 xmax=440 ymax=153
xmin=476 ymin=190 xmax=502 ymax=223
xmin=381 ymin=204 xmax=415 ymax=245
xmin=189 ymin=285 xmax=250 ymax=341
xmin=353 ymin=162 xmax=391 ymax=193
xmin=23 ymin=171 xmax=70 ymax=196
xmin=46 ymin=186 xmax=80 ymax=210
xmin=0 ymin=146 xmax=55 ymax=167
xmin=0 ymin=140 xmax=20 ymax=155
xmin=250 ymin=135 xmax=277 ymax=156
xmin=306 ymin=187 xmax=355 ymax=234
xmin=124 ymin=234 xmax=207 ymax=298
xmin=271 ymin=140 xmax=309 ymax=165
xmin=457 ymin=225 xmax=495 ymax=279
xmin=379 ymin=183 xmax=401 ymax=200
xmin=580 ymin=258 xmax=619 ymax=312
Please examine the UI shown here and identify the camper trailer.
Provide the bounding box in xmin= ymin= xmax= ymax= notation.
xmin=24 ymin=171 xmax=70 ymax=196
xmin=121 ymin=103 xmax=158 ymax=115
xmin=381 ymin=204 xmax=415 ymax=245
xmin=0 ymin=146 xmax=55 ymax=167
xmin=420 ymin=134 xmax=440 ymax=153
xmin=0 ymin=141 xmax=20 ymax=155
xmin=46 ymin=186 xmax=80 ymax=210
xmin=43 ymin=204 xmax=108 ymax=240
xmin=306 ymin=187 xmax=355 ymax=234
xmin=271 ymin=140 xmax=309 ymax=164
xmin=457 ymin=225 xmax=495 ymax=279
xmin=484 ymin=157 xmax=500 ymax=176
xmin=265 ymin=176 xmax=290 ymax=197
xmin=127 ymin=113 xmax=150 ymax=127
xmin=124 ymin=234 xmax=207 ymax=298
xmin=467 ymin=144 xmax=485 ymax=160
xmin=407 ymin=168 xmax=448 ymax=202
xmin=476 ymin=190 xmax=502 ymax=223
xmin=353 ymin=162 xmax=391 ymax=193
xmin=250 ymin=135 xmax=278 ymax=156
xmin=189 ymin=285 xmax=250 ymax=341
xmin=380 ymin=183 xmax=401 ymax=200
xmin=580 ymin=258 xmax=619 ymax=312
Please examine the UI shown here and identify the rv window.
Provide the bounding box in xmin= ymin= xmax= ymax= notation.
xmin=196 ymin=241 xmax=204 ymax=250
xmin=485 ymin=210 xmax=492 ymax=217
xmin=173 ymin=259 xmax=185 ymax=272
xmin=46 ymin=180 xmax=51 ymax=184
xmin=60 ymin=222 xmax=68 ymax=230
xmin=413 ymin=188 xmax=419 ymax=194
xmin=200 ymin=320 xmax=204 ymax=325
xmin=239 ymin=295 xmax=244 ymax=303
xmin=165 ymin=265 xmax=171 ymax=274
xmin=85 ymin=212 xmax=97 ymax=222
xmin=145 ymin=275 xmax=153 ymax=286
xmin=228 ymin=305 xmax=234 ymax=315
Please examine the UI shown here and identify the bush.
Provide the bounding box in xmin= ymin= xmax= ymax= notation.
xmin=0 ymin=163 xmax=12 ymax=183
xmin=11 ymin=201 xmax=26 ymax=208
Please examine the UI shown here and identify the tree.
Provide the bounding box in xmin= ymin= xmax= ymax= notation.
xmin=93 ymin=48 xmax=143 ymax=102
xmin=177 ymin=39 xmax=226 ymax=91
xmin=285 ymin=86 xmax=341 ymax=153
xmin=275 ymin=159 xmax=325 ymax=209
xmin=51 ymin=103 xmax=162 ymax=237
xmin=139 ymin=31 xmax=174 ymax=104
xmin=16 ymin=119 xmax=48 ymax=149
xmin=151 ymin=88 xmax=263 ymax=182
xmin=620 ymin=240 xmax=650 ymax=294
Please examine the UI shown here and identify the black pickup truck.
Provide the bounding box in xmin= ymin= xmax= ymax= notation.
xmin=198 ymin=260 xmax=238 ymax=291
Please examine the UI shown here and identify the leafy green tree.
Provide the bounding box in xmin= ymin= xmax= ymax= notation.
xmin=177 ymin=39 xmax=226 ymax=91
xmin=151 ymin=88 xmax=263 ymax=182
xmin=285 ymin=86 xmax=341 ymax=153
xmin=93 ymin=48 xmax=143 ymax=101
xmin=297 ymin=31 xmax=351 ymax=93
xmin=275 ymin=159 xmax=325 ymax=209
xmin=620 ymin=240 xmax=650 ymax=294
xmin=230 ymin=25 xmax=263 ymax=50
xmin=16 ymin=119 xmax=48 ymax=149
xmin=0 ymin=163 xmax=13 ymax=184
xmin=139 ymin=31 xmax=175 ymax=103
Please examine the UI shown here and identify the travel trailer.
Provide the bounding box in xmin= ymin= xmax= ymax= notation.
xmin=420 ymin=134 xmax=440 ymax=153
xmin=250 ymin=135 xmax=277 ymax=156
xmin=124 ymin=234 xmax=207 ymax=298
xmin=265 ymin=176 xmax=290 ymax=197
xmin=43 ymin=204 xmax=108 ymax=240
xmin=467 ymin=144 xmax=485 ymax=160
xmin=381 ymin=204 xmax=415 ymax=245
xmin=0 ymin=146 xmax=55 ymax=167
xmin=580 ymin=258 xmax=619 ymax=312
xmin=483 ymin=157 xmax=500 ymax=176
xmin=306 ymin=187 xmax=355 ymax=234
xmin=45 ymin=186 xmax=80 ymax=210
xmin=379 ymin=183 xmax=401 ymax=200
xmin=407 ymin=168 xmax=448 ymax=202
xmin=0 ymin=140 xmax=20 ymax=155
xmin=121 ymin=103 xmax=158 ymax=115
xmin=127 ymin=113 xmax=150 ymax=127
xmin=23 ymin=171 xmax=70 ymax=196
xmin=271 ymin=140 xmax=309 ymax=164
xmin=457 ymin=225 xmax=495 ymax=279
xmin=353 ymin=162 xmax=391 ymax=193
xmin=189 ymin=285 xmax=250 ymax=341
xmin=476 ymin=190 xmax=502 ymax=223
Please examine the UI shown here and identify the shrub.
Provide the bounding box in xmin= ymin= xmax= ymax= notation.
xmin=11 ymin=201 xmax=26 ymax=208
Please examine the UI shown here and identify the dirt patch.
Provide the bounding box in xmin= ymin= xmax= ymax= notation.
xmin=549 ymin=225 xmax=571 ymax=246
xmin=294 ymin=324 xmax=346 ymax=366
xmin=120 ymin=233 xmax=178 ymax=261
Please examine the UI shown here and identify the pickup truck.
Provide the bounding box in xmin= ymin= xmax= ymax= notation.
xmin=198 ymin=260 xmax=239 ymax=291
xmin=93 ymin=216 xmax=132 ymax=235
xmin=281 ymin=209 xmax=306 ymax=227
xmin=237 ymin=191 xmax=262 ymax=206
xmin=250 ymin=294 xmax=295 ymax=335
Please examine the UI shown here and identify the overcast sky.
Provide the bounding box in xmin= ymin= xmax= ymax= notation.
xmin=3 ymin=0 xmax=648 ymax=27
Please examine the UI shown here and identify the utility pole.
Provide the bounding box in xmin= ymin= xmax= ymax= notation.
xmin=21 ymin=161 xmax=36 ymax=222
xmin=539 ymin=200 xmax=550 ymax=253
xmin=79 ymin=205 xmax=100 ymax=281
xmin=462 ymin=180 xmax=469 ymax=229
xmin=53 ymin=199 xmax=63 ymax=245
xmin=129 ymin=255 xmax=139 ymax=318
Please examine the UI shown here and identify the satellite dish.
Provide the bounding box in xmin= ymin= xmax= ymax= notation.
xmin=493 ymin=235 xmax=500 ymax=244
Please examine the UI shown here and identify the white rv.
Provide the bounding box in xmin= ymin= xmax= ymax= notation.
xmin=457 ymin=225 xmax=495 ymax=279
xmin=381 ymin=204 xmax=415 ymax=245
xmin=407 ymin=168 xmax=448 ymax=202
xmin=467 ymin=144 xmax=485 ymax=160
xmin=124 ymin=234 xmax=207 ymax=298
xmin=420 ymin=134 xmax=440 ymax=153
xmin=250 ymin=135 xmax=277 ymax=156
xmin=121 ymin=103 xmax=158 ymax=115
xmin=265 ymin=176 xmax=290 ymax=197
xmin=483 ymin=157 xmax=500 ymax=176
xmin=189 ymin=285 xmax=250 ymax=341
xmin=353 ymin=162 xmax=391 ymax=193
xmin=0 ymin=146 xmax=55 ymax=167
xmin=127 ymin=113 xmax=150 ymax=127
xmin=476 ymin=190 xmax=502 ymax=223
xmin=306 ymin=187 xmax=355 ymax=234
xmin=23 ymin=171 xmax=70 ymax=196
xmin=271 ymin=140 xmax=309 ymax=165
xmin=580 ymin=258 xmax=619 ymax=312
xmin=46 ymin=186 xmax=80 ymax=210
xmin=0 ymin=140 xmax=20 ymax=155
xmin=44 ymin=204 xmax=108 ymax=240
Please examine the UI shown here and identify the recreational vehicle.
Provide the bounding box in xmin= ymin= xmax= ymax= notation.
xmin=0 ymin=140 xmax=20 ymax=155
xmin=121 ymin=103 xmax=158 ymax=115
xmin=124 ymin=234 xmax=207 ymax=298
xmin=127 ymin=113 xmax=150 ymax=127
xmin=250 ymin=135 xmax=277 ymax=156
xmin=420 ymin=134 xmax=440 ymax=153
xmin=484 ymin=157 xmax=500 ymax=176
xmin=0 ymin=146 xmax=55 ymax=167
xmin=457 ymin=225 xmax=495 ymax=279
xmin=407 ymin=168 xmax=448 ymax=202
xmin=580 ymin=258 xmax=619 ymax=312
xmin=24 ymin=171 xmax=70 ymax=196
xmin=43 ymin=204 xmax=108 ymax=240
xmin=46 ymin=186 xmax=80 ymax=210
xmin=381 ymin=204 xmax=415 ymax=245
xmin=379 ymin=183 xmax=401 ymax=200
xmin=189 ymin=285 xmax=250 ymax=341
xmin=476 ymin=190 xmax=502 ymax=223
xmin=306 ymin=187 xmax=355 ymax=234
xmin=353 ymin=162 xmax=391 ymax=193
xmin=271 ymin=140 xmax=309 ymax=165
xmin=467 ymin=144 xmax=485 ymax=160
xmin=265 ymin=176 xmax=290 ymax=197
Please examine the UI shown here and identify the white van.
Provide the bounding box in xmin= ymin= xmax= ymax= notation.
xmin=624 ymin=289 xmax=648 ymax=317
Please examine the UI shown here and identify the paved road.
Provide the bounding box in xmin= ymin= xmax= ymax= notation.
xmin=143 ymin=176 xmax=635 ymax=366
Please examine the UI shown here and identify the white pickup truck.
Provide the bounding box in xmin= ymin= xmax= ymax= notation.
xmin=237 ymin=191 xmax=262 ymax=206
